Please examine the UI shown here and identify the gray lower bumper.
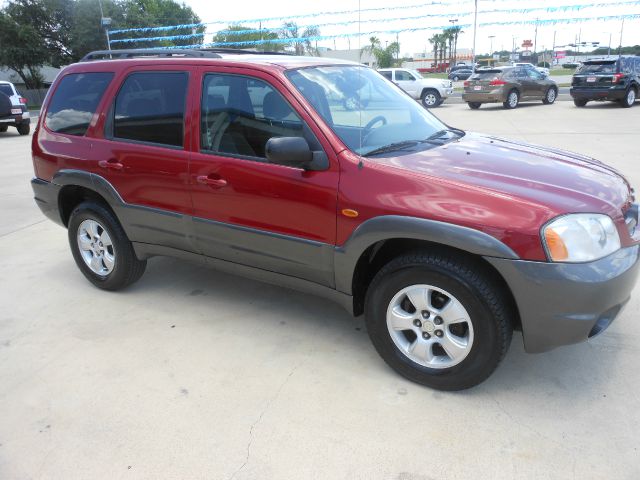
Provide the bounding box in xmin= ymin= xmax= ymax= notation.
xmin=485 ymin=246 xmax=640 ymax=353
xmin=31 ymin=178 xmax=64 ymax=226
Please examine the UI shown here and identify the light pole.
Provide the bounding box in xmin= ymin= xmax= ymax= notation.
xmin=449 ymin=18 xmax=458 ymax=65
xmin=488 ymin=35 xmax=495 ymax=65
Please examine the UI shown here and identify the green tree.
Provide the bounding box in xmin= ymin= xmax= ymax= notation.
xmin=213 ymin=24 xmax=283 ymax=51
xmin=0 ymin=12 xmax=49 ymax=88
xmin=362 ymin=37 xmax=399 ymax=68
xmin=448 ymin=26 xmax=464 ymax=65
xmin=428 ymin=34 xmax=440 ymax=67
xmin=280 ymin=22 xmax=320 ymax=55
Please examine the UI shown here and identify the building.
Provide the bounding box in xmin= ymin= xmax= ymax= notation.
xmin=0 ymin=66 xmax=61 ymax=89
xmin=317 ymin=48 xmax=377 ymax=67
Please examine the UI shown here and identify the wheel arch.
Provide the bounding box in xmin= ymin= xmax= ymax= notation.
xmin=335 ymin=216 xmax=520 ymax=326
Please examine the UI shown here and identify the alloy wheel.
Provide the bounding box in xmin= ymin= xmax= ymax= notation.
xmin=77 ymin=219 xmax=115 ymax=276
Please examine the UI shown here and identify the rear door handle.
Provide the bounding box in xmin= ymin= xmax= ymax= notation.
xmin=98 ymin=159 xmax=124 ymax=170
xmin=196 ymin=175 xmax=227 ymax=188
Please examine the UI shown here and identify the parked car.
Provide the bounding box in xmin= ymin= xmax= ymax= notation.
xmin=570 ymin=56 xmax=640 ymax=108
xmin=378 ymin=68 xmax=453 ymax=107
xmin=512 ymin=62 xmax=550 ymax=76
xmin=462 ymin=66 xmax=558 ymax=109
xmin=449 ymin=69 xmax=473 ymax=81
xmin=31 ymin=49 xmax=639 ymax=390
xmin=0 ymin=81 xmax=30 ymax=135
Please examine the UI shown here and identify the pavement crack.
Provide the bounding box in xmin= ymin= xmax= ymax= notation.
xmin=0 ymin=219 xmax=46 ymax=238
xmin=228 ymin=362 xmax=302 ymax=480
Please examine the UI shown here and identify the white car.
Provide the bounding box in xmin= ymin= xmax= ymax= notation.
xmin=378 ymin=68 xmax=454 ymax=107
xmin=0 ymin=81 xmax=30 ymax=135
xmin=512 ymin=63 xmax=550 ymax=77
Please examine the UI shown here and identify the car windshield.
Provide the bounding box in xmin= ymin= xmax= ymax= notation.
xmin=286 ymin=66 xmax=452 ymax=156
xmin=577 ymin=62 xmax=616 ymax=74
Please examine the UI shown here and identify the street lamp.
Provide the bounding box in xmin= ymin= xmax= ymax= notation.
xmin=488 ymin=35 xmax=495 ymax=55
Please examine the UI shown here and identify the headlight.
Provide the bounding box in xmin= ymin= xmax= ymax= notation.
xmin=542 ymin=213 xmax=621 ymax=262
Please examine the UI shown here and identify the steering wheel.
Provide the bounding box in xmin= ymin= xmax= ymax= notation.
xmin=362 ymin=115 xmax=387 ymax=144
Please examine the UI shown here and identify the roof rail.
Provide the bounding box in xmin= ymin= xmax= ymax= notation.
xmin=198 ymin=48 xmax=292 ymax=56
xmin=80 ymin=49 xmax=222 ymax=62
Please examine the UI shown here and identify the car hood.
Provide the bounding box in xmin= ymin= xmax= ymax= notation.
xmin=376 ymin=132 xmax=632 ymax=218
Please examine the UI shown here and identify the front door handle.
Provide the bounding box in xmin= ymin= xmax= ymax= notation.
xmin=196 ymin=175 xmax=228 ymax=188
xmin=98 ymin=159 xmax=124 ymax=170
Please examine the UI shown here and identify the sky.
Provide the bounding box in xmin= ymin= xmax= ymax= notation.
xmin=179 ymin=0 xmax=640 ymax=56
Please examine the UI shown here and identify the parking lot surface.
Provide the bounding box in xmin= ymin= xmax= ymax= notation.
xmin=1 ymin=102 xmax=639 ymax=480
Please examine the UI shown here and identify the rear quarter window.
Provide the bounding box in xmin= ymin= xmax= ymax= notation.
xmin=0 ymin=84 xmax=14 ymax=96
xmin=45 ymin=73 xmax=114 ymax=136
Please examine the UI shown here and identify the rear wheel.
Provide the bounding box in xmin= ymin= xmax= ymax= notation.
xmin=0 ymin=125 xmax=7 ymax=132
xmin=468 ymin=102 xmax=482 ymax=110
xmin=542 ymin=87 xmax=557 ymax=104
xmin=17 ymin=123 xmax=30 ymax=135
xmin=68 ymin=201 xmax=146 ymax=290
xmin=503 ymin=90 xmax=519 ymax=109
xmin=421 ymin=89 xmax=441 ymax=108
xmin=573 ymin=98 xmax=588 ymax=107
xmin=620 ymin=87 xmax=636 ymax=108
xmin=364 ymin=252 xmax=513 ymax=391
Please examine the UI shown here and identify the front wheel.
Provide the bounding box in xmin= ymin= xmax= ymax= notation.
xmin=468 ymin=102 xmax=482 ymax=110
xmin=364 ymin=252 xmax=513 ymax=391
xmin=543 ymin=87 xmax=557 ymax=104
xmin=620 ymin=88 xmax=636 ymax=108
xmin=68 ymin=201 xmax=146 ymax=290
xmin=503 ymin=90 xmax=519 ymax=109
xmin=421 ymin=89 xmax=441 ymax=108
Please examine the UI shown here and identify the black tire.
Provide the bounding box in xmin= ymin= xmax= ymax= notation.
xmin=421 ymin=89 xmax=441 ymax=108
xmin=468 ymin=102 xmax=482 ymax=110
xmin=68 ymin=201 xmax=146 ymax=290
xmin=0 ymin=125 xmax=7 ymax=132
xmin=364 ymin=251 xmax=513 ymax=391
xmin=502 ymin=89 xmax=519 ymax=109
xmin=620 ymin=87 xmax=636 ymax=108
xmin=573 ymin=98 xmax=588 ymax=107
xmin=542 ymin=87 xmax=557 ymax=105
xmin=17 ymin=123 xmax=30 ymax=135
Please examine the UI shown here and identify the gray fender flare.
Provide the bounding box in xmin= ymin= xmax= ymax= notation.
xmin=333 ymin=215 xmax=519 ymax=294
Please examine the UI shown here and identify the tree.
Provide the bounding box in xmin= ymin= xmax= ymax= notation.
xmin=280 ymin=22 xmax=320 ymax=56
xmin=428 ymin=34 xmax=440 ymax=67
xmin=0 ymin=9 xmax=50 ymax=88
xmin=448 ymin=26 xmax=464 ymax=65
xmin=213 ymin=24 xmax=283 ymax=51
xmin=362 ymin=37 xmax=399 ymax=68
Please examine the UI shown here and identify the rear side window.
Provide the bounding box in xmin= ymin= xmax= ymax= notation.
xmin=0 ymin=84 xmax=13 ymax=96
xmin=45 ymin=73 xmax=113 ymax=136
xmin=380 ymin=71 xmax=392 ymax=80
xmin=576 ymin=62 xmax=616 ymax=74
xmin=113 ymin=72 xmax=188 ymax=147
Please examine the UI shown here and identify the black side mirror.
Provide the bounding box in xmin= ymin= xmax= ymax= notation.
xmin=265 ymin=137 xmax=328 ymax=171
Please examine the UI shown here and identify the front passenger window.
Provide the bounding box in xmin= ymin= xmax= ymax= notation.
xmin=201 ymin=74 xmax=320 ymax=162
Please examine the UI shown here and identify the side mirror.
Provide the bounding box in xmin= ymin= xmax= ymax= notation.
xmin=265 ymin=137 xmax=328 ymax=171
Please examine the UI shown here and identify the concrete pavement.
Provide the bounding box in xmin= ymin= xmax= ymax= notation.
xmin=1 ymin=102 xmax=639 ymax=479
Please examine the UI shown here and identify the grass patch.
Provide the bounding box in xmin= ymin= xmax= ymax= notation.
xmin=549 ymin=68 xmax=577 ymax=76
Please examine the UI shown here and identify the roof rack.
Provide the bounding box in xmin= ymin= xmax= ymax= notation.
xmin=80 ymin=49 xmax=222 ymax=62
xmin=80 ymin=48 xmax=293 ymax=62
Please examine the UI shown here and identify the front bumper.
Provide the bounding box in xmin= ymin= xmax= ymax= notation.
xmin=570 ymin=86 xmax=626 ymax=101
xmin=486 ymin=246 xmax=640 ymax=353
xmin=31 ymin=178 xmax=64 ymax=226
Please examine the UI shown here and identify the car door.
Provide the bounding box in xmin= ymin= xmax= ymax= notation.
xmin=525 ymin=68 xmax=546 ymax=98
xmin=188 ymin=68 xmax=339 ymax=287
xmin=91 ymin=66 xmax=194 ymax=252
xmin=394 ymin=70 xmax=419 ymax=97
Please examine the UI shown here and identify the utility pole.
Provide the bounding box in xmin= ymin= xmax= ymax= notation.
xmin=552 ymin=30 xmax=556 ymax=65
xmin=471 ymin=0 xmax=478 ymax=72
xmin=97 ymin=0 xmax=111 ymax=51
xmin=618 ymin=18 xmax=625 ymax=57
xmin=608 ymin=32 xmax=612 ymax=56
xmin=533 ymin=18 xmax=538 ymax=62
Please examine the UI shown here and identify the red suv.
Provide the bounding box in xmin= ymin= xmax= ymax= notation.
xmin=31 ymin=49 xmax=640 ymax=390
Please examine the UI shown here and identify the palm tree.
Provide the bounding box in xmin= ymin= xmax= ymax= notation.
xmin=449 ymin=26 xmax=464 ymax=65
xmin=443 ymin=28 xmax=454 ymax=67
xmin=429 ymin=34 xmax=440 ymax=67
xmin=280 ymin=22 xmax=321 ymax=56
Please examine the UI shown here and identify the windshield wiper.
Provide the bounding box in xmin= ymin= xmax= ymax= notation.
xmin=426 ymin=128 xmax=465 ymax=141
xmin=362 ymin=140 xmax=421 ymax=157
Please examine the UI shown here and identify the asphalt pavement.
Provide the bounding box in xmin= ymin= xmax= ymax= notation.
xmin=1 ymin=102 xmax=639 ymax=479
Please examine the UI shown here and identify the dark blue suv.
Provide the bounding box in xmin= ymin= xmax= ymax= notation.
xmin=570 ymin=56 xmax=640 ymax=108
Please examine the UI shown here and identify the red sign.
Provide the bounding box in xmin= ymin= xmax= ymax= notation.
xmin=555 ymin=50 xmax=566 ymax=59
xmin=522 ymin=40 xmax=533 ymax=48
